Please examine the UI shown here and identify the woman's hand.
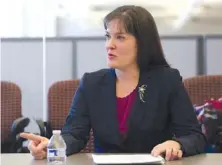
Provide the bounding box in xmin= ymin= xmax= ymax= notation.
xmin=151 ymin=140 xmax=183 ymax=161
xmin=20 ymin=133 xmax=49 ymax=160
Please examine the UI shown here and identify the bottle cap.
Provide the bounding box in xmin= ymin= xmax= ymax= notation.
xmin=53 ymin=130 xmax=61 ymax=134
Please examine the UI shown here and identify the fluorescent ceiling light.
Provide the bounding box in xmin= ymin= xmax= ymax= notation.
xmin=173 ymin=0 xmax=203 ymax=29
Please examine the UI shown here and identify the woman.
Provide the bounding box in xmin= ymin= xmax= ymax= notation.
xmin=20 ymin=5 xmax=206 ymax=161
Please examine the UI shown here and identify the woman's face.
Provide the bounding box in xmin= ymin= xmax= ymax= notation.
xmin=105 ymin=19 xmax=138 ymax=70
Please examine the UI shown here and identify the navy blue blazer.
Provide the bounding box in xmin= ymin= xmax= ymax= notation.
xmin=61 ymin=67 xmax=206 ymax=156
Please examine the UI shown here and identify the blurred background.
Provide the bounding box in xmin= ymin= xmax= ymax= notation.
xmin=1 ymin=0 xmax=222 ymax=130
xmin=1 ymin=0 xmax=222 ymax=37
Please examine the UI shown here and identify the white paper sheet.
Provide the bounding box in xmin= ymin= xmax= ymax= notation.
xmin=92 ymin=154 xmax=165 ymax=164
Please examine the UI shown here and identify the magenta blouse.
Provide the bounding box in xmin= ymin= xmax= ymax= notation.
xmin=116 ymin=89 xmax=136 ymax=136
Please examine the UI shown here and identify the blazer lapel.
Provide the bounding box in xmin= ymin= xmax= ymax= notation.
xmin=127 ymin=69 xmax=159 ymax=134
xmin=98 ymin=69 xmax=121 ymax=145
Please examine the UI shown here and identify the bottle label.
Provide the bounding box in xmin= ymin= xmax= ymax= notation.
xmin=47 ymin=149 xmax=66 ymax=157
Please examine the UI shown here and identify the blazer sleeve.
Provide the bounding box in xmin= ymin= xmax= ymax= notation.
xmin=61 ymin=73 xmax=91 ymax=156
xmin=169 ymin=69 xmax=206 ymax=156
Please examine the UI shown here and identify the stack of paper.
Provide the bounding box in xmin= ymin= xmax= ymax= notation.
xmin=92 ymin=154 xmax=165 ymax=164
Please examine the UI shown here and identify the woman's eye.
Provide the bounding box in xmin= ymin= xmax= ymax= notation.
xmin=117 ymin=35 xmax=125 ymax=40
xmin=105 ymin=34 xmax=110 ymax=39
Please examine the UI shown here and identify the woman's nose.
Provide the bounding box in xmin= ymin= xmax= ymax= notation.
xmin=105 ymin=38 xmax=116 ymax=49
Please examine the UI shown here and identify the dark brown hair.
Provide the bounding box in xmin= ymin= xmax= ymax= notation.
xmin=104 ymin=5 xmax=170 ymax=72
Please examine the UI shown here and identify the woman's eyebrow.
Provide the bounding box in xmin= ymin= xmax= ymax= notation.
xmin=105 ymin=31 xmax=126 ymax=35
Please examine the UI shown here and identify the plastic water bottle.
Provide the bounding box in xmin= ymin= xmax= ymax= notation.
xmin=47 ymin=130 xmax=67 ymax=164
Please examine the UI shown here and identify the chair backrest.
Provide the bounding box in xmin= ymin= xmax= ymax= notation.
xmin=184 ymin=75 xmax=222 ymax=105
xmin=1 ymin=81 xmax=22 ymax=141
xmin=48 ymin=80 xmax=94 ymax=153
